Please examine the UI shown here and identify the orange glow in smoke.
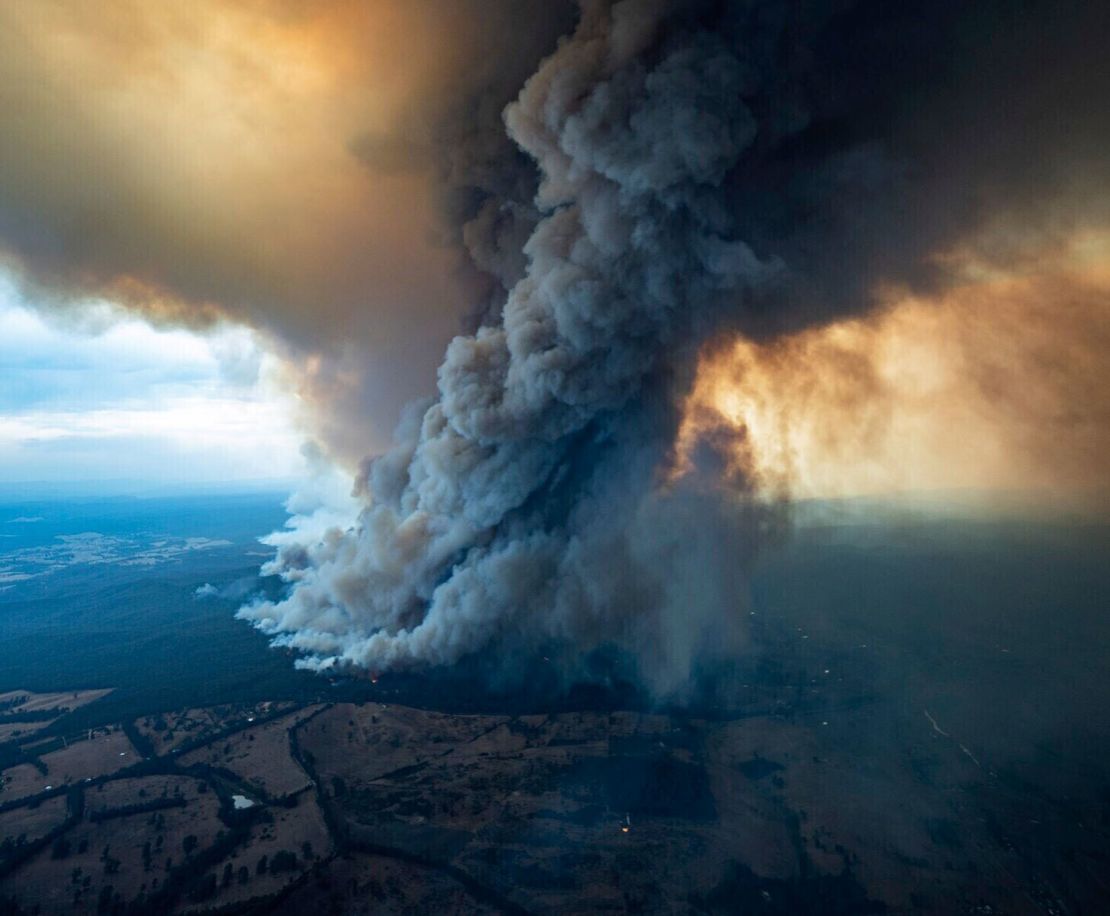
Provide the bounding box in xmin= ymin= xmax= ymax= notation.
xmin=672 ymin=234 xmax=1110 ymax=502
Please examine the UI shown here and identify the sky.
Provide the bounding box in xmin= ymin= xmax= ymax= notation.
xmin=0 ymin=275 xmax=304 ymax=487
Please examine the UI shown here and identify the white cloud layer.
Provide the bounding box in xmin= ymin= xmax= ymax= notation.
xmin=0 ymin=274 xmax=305 ymax=484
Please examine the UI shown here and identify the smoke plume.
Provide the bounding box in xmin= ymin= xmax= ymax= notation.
xmin=237 ymin=0 xmax=1110 ymax=691
xmin=1 ymin=1 xmax=1107 ymax=691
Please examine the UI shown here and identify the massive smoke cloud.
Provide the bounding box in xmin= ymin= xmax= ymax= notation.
xmin=1 ymin=0 xmax=1107 ymax=691
xmin=238 ymin=0 xmax=1110 ymax=691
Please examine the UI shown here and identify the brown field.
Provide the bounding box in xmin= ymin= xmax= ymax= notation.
xmin=0 ymin=722 xmax=51 ymax=745
xmin=298 ymin=706 xmax=747 ymax=912
xmin=177 ymin=793 xmax=332 ymax=914
xmin=84 ymin=776 xmax=208 ymax=818
xmin=178 ymin=706 xmax=321 ymax=800
xmin=294 ymin=703 xmax=1073 ymax=914
xmin=49 ymin=725 xmax=136 ymax=773
xmin=1 ymin=728 xmax=137 ymax=802
xmin=0 ymin=795 xmax=68 ymax=848
xmin=0 ymin=764 xmax=51 ymax=804
xmin=12 ymin=788 xmax=224 ymax=913
xmin=0 ymin=689 xmax=113 ymax=717
xmin=134 ymin=701 xmax=297 ymax=756
xmin=272 ymin=851 xmax=500 ymax=916
xmin=0 ymin=689 xmax=116 ymax=752
xmin=296 ymin=703 xmax=515 ymax=789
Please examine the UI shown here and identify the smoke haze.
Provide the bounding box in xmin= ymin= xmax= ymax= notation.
xmin=0 ymin=0 xmax=574 ymax=457
xmin=675 ymin=235 xmax=1110 ymax=502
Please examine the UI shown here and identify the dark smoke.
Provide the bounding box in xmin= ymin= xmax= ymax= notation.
xmin=349 ymin=2 xmax=580 ymax=332
xmin=240 ymin=0 xmax=1109 ymax=693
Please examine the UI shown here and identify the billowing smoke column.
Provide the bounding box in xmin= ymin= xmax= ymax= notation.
xmin=240 ymin=0 xmax=1110 ymax=692
xmin=240 ymin=1 xmax=785 ymax=691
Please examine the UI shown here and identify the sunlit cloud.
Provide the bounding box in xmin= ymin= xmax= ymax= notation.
xmin=672 ymin=234 xmax=1110 ymax=505
xmin=0 ymin=276 xmax=304 ymax=484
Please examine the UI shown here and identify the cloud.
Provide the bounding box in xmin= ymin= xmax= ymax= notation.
xmin=0 ymin=290 xmax=304 ymax=483
xmin=0 ymin=0 xmax=575 ymax=457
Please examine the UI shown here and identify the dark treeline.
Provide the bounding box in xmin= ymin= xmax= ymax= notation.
xmin=0 ymin=787 xmax=82 ymax=883
xmin=88 ymin=796 xmax=187 ymax=824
